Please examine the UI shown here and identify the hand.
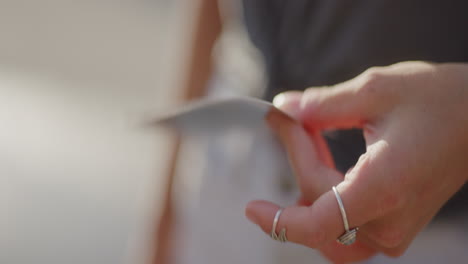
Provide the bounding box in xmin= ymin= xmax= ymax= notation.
xmin=245 ymin=62 xmax=468 ymax=263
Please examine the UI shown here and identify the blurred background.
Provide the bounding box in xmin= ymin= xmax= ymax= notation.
xmin=1 ymin=1 xmax=197 ymax=263
xmin=3 ymin=1 xmax=467 ymax=264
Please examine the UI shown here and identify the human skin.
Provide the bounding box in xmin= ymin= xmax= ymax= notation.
xmin=245 ymin=61 xmax=468 ymax=263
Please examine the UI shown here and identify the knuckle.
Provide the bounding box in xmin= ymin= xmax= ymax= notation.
xmin=347 ymin=153 xmax=372 ymax=181
xmin=363 ymin=67 xmax=385 ymax=85
xmin=363 ymin=66 xmax=385 ymax=77
xmin=357 ymin=67 xmax=389 ymax=100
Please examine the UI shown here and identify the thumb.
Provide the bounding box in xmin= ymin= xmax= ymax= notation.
xmin=298 ymin=70 xmax=395 ymax=129
xmin=271 ymin=91 xmax=335 ymax=169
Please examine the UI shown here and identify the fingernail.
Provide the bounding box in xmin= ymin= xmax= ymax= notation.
xmin=272 ymin=92 xmax=303 ymax=119
xmin=273 ymin=93 xmax=287 ymax=108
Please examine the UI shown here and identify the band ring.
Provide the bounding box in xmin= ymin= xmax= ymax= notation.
xmin=270 ymin=208 xmax=287 ymax=242
xmin=332 ymin=186 xmax=359 ymax=245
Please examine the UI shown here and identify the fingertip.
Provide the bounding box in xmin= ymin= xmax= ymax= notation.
xmin=245 ymin=200 xmax=280 ymax=231
xmin=272 ymin=93 xmax=287 ymax=108
xmin=272 ymin=91 xmax=303 ymax=118
xmin=245 ymin=201 xmax=260 ymax=223
xmin=272 ymin=91 xmax=302 ymax=108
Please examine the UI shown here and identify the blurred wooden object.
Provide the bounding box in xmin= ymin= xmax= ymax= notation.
xmin=153 ymin=1 xmax=221 ymax=263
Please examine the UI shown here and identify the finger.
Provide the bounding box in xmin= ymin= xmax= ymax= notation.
xmin=335 ymin=140 xmax=403 ymax=230
xmin=245 ymin=198 xmax=343 ymax=248
xmin=273 ymin=91 xmax=336 ymax=169
xmin=309 ymin=128 xmax=336 ymax=169
xmin=296 ymin=196 xmax=313 ymax=207
xmin=246 ymin=186 xmax=362 ymax=248
xmin=272 ymin=91 xmax=303 ymax=118
xmin=273 ymin=91 xmax=336 ymax=168
xmin=299 ymin=69 xmax=395 ymax=130
xmin=266 ymin=108 xmax=340 ymax=201
xmin=246 ymin=140 xmax=401 ymax=248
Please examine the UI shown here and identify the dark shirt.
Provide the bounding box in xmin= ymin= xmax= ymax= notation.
xmin=242 ymin=0 xmax=468 ymax=218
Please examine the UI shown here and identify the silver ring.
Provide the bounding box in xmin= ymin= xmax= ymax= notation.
xmin=332 ymin=186 xmax=359 ymax=245
xmin=270 ymin=208 xmax=287 ymax=242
